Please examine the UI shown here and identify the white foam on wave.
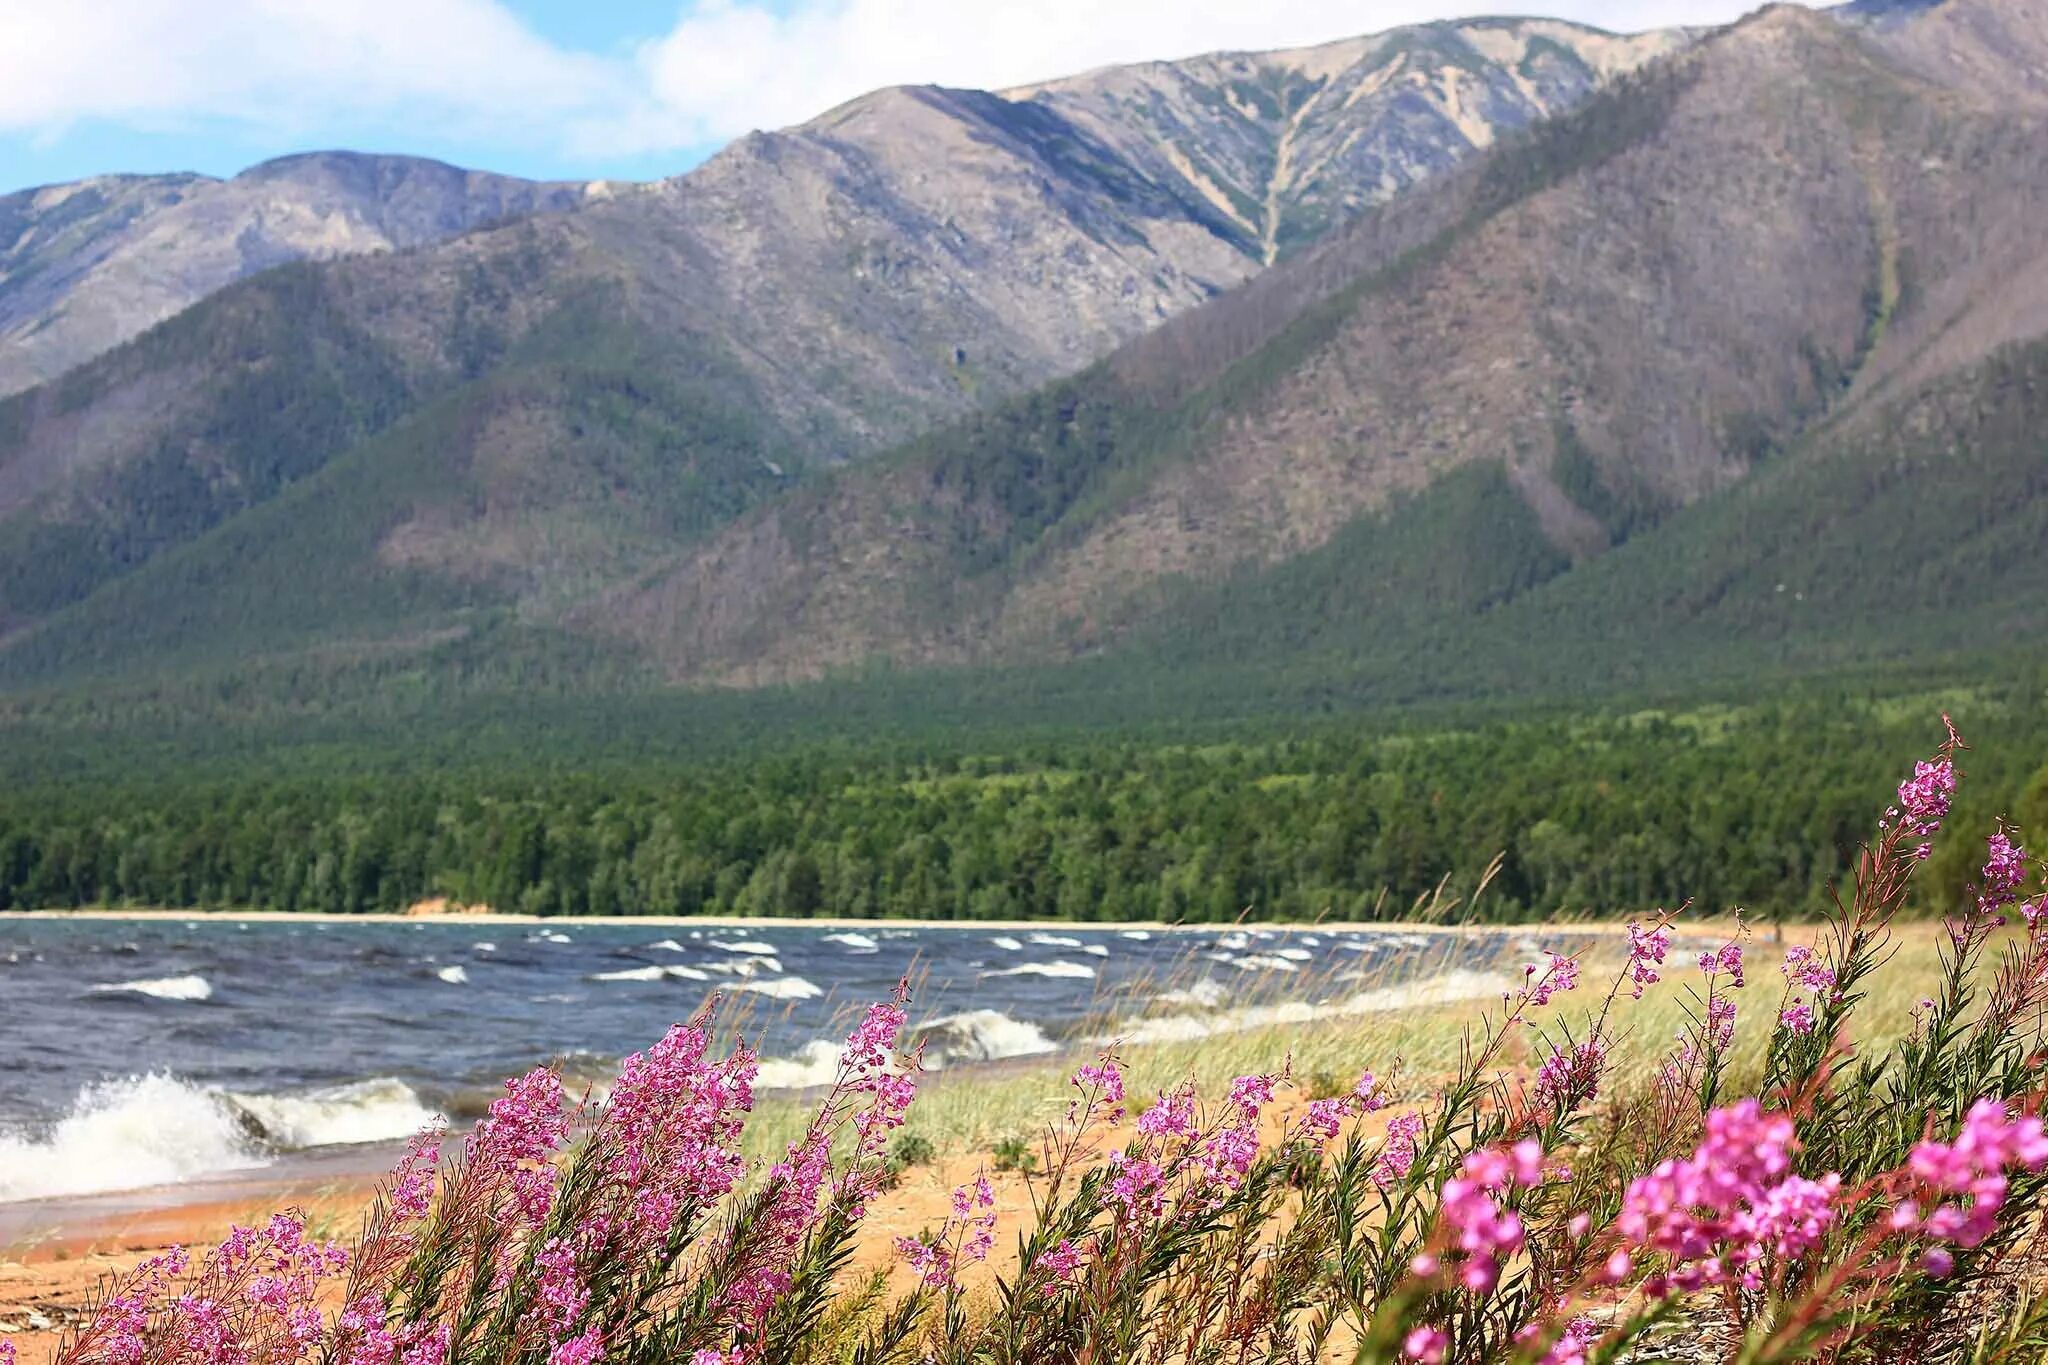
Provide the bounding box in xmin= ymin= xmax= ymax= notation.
xmin=227 ymin=1078 xmax=439 ymax=1149
xmin=1274 ymin=948 xmax=1313 ymax=962
xmin=1119 ymin=930 xmax=1153 ymax=941
xmin=528 ymin=930 xmax=573 ymax=945
xmin=1082 ymin=944 xmax=1109 ymax=958
xmin=823 ymin=932 xmax=878 ymax=953
xmin=710 ymin=939 xmax=778 ymax=956
xmin=647 ymin=939 xmax=687 ymax=953
xmin=0 ymin=1072 xmax=444 ymax=1203
xmin=0 ymin=1074 xmax=259 ymax=1201
xmin=734 ymin=976 xmax=823 ymax=1000
xmin=1301 ymin=935 xmax=1322 ymax=947
xmin=1156 ymin=979 xmax=1231 ymax=1009
xmin=990 ymin=936 xmax=1024 ymax=951
xmin=1105 ymin=968 xmax=1511 ymax=1047
xmin=756 ymin=1041 xmax=845 ymax=1090
xmin=473 ymin=942 xmax=496 ymax=953
xmin=593 ymin=964 xmax=710 ymax=983
xmin=913 ymin=1010 xmax=1057 ymax=1068
xmin=1216 ymin=932 xmax=1251 ymax=951
xmin=701 ymin=958 xmax=780 ymax=978
xmin=91 ymin=974 xmax=212 ymax=1002
xmin=436 ymin=965 xmax=469 ymax=985
xmin=1028 ymin=933 xmax=1083 ymax=948
xmin=1225 ymin=954 xmax=1300 ymax=973
xmin=980 ymin=960 xmax=1096 ymax=980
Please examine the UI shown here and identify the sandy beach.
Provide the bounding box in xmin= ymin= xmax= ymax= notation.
xmin=0 ymin=1081 xmax=1380 ymax=1363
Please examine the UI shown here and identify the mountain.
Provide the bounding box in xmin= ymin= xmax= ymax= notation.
xmin=574 ymin=0 xmax=2048 ymax=690
xmin=23 ymin=1 xmax=2045 ymax=721
xmin=0 ymin=152 xmax=609 ymax=397
xmin=0 ymin=17 xmax=1686 ymax=668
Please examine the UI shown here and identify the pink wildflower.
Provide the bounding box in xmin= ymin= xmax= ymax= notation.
xmin=1403 ymin=1325 xmax=1449 ymax=1363
xmin=1625 ymin=921 xmax=1671 ymax=998
xmin=547 ymin=1327 xmax=604 ymax=1365
xmin=1534 ymin=1035 xmax=1609 ymax=1114
xmin=1373 ymin=1111 xmax=1426 ymax=1189
xmin=1136 ymin=1086 xmax=1197 ymax=1142
xmin=1616 ymin=1100 xmax=1840 ymax=1292
xmin=1896 ymin=755 xmax=1957 ymax=846
xmin=1041 ymin=1238 xmax=1085 ymax=1283
xmin=1978 ymin=828 xmax=2029 ymax=919
xmin=1780 ymin=1001 xmax=1815 ymax=1035
xmin=1902 ymin=1099 xmax=2048 ymax=1247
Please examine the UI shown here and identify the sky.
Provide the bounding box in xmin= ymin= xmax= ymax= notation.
xmin=0 ymin=0 xmax=1806 ymax=195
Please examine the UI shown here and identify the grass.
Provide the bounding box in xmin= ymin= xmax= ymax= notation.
xmin=733 ymin=919 xmax=1953 ymax=1168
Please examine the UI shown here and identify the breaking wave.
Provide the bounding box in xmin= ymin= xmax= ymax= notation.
xmin=822 ymin=933 xmax=878 ymax=953
xmin=980 ymin=960 xmax=1096 ymax=980
xmin=710 ymin=939 xmax=778 ymax=956
xmin=0 ymin=1074 xmax=440 ymax=1203
xmin=912 ymin=1010 xmax=1057 ymax=1068
xmin=436 ymin=965 xmax=469 ymax=985
xmin=1103 ymin=968 xmax=1510 ymax=1047
xmin=756 ymin=1041 xmax=845 ymax=1090
xmin=90 ymin=974 xmax=212 ymax=1002
xmin=733 ymin=976 xmax=823 ymax=1000
xmin=592 ymin=964 xmax=709 ymax=983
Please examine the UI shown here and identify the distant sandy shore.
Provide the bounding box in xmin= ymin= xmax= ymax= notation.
xmin=6 ymin=907 xmax=1741 ymax=934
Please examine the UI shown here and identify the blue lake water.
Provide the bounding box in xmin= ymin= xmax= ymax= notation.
xmin=0 ymin=916 xmax=1594 ymax=1204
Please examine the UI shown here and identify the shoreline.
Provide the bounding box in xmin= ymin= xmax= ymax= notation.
xmin=2 ymin=907 xmax=1746 ymax=934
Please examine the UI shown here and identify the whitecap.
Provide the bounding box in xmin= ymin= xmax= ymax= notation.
xmin=1274 ymin=948 xmax=1313 ymax=962
xmin=1081 ymin=944 xmax=1109 ymax=958
xmin=733 ymin=976 xmax=823 ymax=1001
xmin=700 ymin=958 xmax=779 ymax=978
xmin=527 ymin=930 xmax=572 ymax=945
xmin=436 ymin=965 xmax=469 ymax=985
xmin=1105 ymin=968 xmax=1511 ymax=1047
xmin=593 ymin=965 xmax=667 ymax=983
xmin=990 ymin=936 xmax=1024 ymax=951
xmin=1156 ymin=979 xmax=1230 ymax=1009
xmin=1300 ymin=935 xmax=1322 ymax=947
xmin=913 ymin=1010 xmax=1057 ymax=1068
xmin=593 ymin=964 xmax=708 ymax=983
xmin=1225 ymin=954 xmax=1300 ymax=973
xmin=1215 ymin=932 xmax=1251 ymax=951
xmin=1119 ymin=930 xmax=1153 ymax=941
xmin=91 ymin=974 xmax=212 ymax=1002
xmin=756 ymin=1041 xmax=846 ymax=1090
xmin=0 ymin=1075 xmax=260 ymax=1201
xmin=226 ymin=1078 xmax=439 ymax=1149
xmin=980 ymin=960 xmax=1095 ymax=980
xmin=646 ymin=939 xmax=687 ymax=953
xmin=1028 ymin=933 xmax=1083 ymax=948
xmin=473 ymin=942 xmax=497 ymax=953
xmin=823 ymin=932 xmax=879 ymax=953
xmin=709 ymin=939 xmax=778 ymax=956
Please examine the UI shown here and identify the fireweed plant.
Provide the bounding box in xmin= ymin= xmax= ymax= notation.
xmin=50 ymin=719 xmax=2048 ymax=1364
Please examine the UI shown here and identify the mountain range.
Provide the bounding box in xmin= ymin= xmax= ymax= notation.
xmin=0 ymin=0 xmax=2043 ymax=724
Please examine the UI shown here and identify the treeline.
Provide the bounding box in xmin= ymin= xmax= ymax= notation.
xmin=3 ymin=694 xmax=2041 ymax=921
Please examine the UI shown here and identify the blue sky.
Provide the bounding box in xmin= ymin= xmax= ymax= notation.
xmin=1 ymin=0 xmax=1800 ymax=195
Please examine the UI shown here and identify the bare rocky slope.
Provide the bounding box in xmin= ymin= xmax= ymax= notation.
xmin=582 ymin=0 xmax=2048 ymax=687
xmin=0 ymin=152 xmax=608 ymax=397
xmin=0 ymin=15 xmax=1683 ymax=656
xmin=18 ymin=0 xmax=2047 ymax=713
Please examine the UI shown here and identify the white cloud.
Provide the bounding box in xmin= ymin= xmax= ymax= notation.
xmin=0 ymin=0 xmax=609 ymax=139
xmin=628 ymin=0 xmax=1778 ymax=149
xmin=1 ymin=0 xmax=1800 ymax=167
